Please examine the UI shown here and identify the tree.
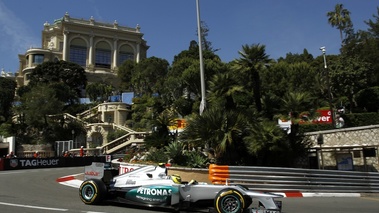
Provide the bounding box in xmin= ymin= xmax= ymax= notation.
xmin=277 ymin=49 xmax=314 ymax=64
xmin=144 ymin=109 xmax=176 ymax=149
xmin=356 ymin=86 xmax=379 ymax=112
xmin=117 ymin=60 xmax=136 ymax=92
xmin=180 ymin=106 xmax=250 ymax=165
xmin=243 ymin=120 xmax=310 ymax=167
xmin=197 ymin=21 xmax=217 ymax=52
xmin=327 ymin=4 xmax=353 ymax=43
xmin=341 ymin=8 xmax=379 ymax=86
xmin=233 ymin=44 xmax=272 ymax=112
xmin=165 ymin=44 xmax=224 ymax=115
xmin=281 ymin=91 xmax=313 ymax=120
xmin=207 ymin=73 xmax=244 ymax=111
xmin=18 ymin=84 xmax=64 ymax=144
xmin=86 ymin=82 xmax=114 ymax=103
xmin=131 ymin=57 xmax=169 ymax=96
xmin=0 ymin=77 xmax=16 ymax=123
xmin=28 ymin=60 xmax=87 ymax=104
xmin=329 ymin=56 xmax=370 ymax=112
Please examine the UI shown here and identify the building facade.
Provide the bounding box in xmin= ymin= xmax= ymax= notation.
xmin=16 ymin=12 xmax=149 ymax=88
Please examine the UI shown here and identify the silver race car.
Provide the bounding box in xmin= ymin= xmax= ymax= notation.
xmin=79 ymin=163 xmax=282 ymax=213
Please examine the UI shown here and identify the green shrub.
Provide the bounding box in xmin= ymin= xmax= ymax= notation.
xmin=107 ymin=129 xmax=127 ymax=142
xmin=185 ymin=151 xmax=208 ymax=168
xmin=298 ymin=123 xmax=333 ymax=132
xmin=146 ymin=148 xmax=168 ymax=163
xmin=356 ymin=87 xmax=379 ymax=112
xmin=164 ymin=141 xmax=187 ymax=165
xmin=343 ymin=113 xmax=379 ymax=127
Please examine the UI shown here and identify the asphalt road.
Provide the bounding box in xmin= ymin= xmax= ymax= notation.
xmin=0 ymin=167 xmax=379 ymax=213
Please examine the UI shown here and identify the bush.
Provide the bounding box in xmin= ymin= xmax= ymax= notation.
xmin=343 ymin=113 xmax=379 ymax=127
xmin=356 ymin=87 xmax=379 ymax=112
xmin=185 ymin=151 xmax=208 ymax=168
xmin=298 ymin=123 xmax=334 ymax=132
xmin=107 ymin=129 xmax=127 ymax=142
xmin=146 ymin=148 xmax=168 ymax=163
xmin=164 ymin=141 xmax=187 ymax=165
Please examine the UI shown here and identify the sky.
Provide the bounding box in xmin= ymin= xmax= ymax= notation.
xmin=0 ymin=0 xmax=378 ymax=74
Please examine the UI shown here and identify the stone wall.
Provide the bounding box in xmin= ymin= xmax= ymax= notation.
xmin=305 ymin=125 xmax=379 ymax=172
xmin=17 ymin=144 xmax=55 ymax=158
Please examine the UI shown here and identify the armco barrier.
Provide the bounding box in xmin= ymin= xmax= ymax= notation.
xmin=208 ymin=164 xmax=379 ymax=193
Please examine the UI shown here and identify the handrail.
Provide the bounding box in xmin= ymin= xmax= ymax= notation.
xmin=112 ymin=123 xmax=136 ymax=133
xmin=77 ymin=106 xmax=98 ymax=120
xmin=62 ymin=113 xmax=88 ymax=125
xmin=100 ymin=132 xmax=148 ymax=154
xmin=209 ymin=164 xmax=379 ymax=193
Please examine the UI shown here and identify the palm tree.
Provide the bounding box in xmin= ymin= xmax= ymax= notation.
xmin=243 ymin=120 xmax=310 ymax=167
xmin=233 ymin=44 xmax=272 ymax=112
xmin=243 ymin=120 xmax=289 ymax=166
xmin=144 ymin=109 xmax=176 ymax=149
xmin=207 ymin=73 xmax=244 ymax=110
xmin=179 ymin=106 xmax=247 ymax=164
xmin=327 ymin=4 xmax=352 ymax=42
xmin=281 ymin=91 xmax=313 ymax=119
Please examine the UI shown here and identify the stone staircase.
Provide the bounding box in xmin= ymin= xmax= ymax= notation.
xmin=100 ymin=131 xmax=148 ymax=154
xmin=62 ymin=104 xmax=149 ymax=155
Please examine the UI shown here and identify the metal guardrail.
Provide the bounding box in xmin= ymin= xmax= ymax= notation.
xmin=209 ymin=165 xmax=379 ymax=193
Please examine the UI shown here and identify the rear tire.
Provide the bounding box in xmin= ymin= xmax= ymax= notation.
xmin=79 ymin=179 xmax=107 ymax=205
xmin=214 ymin=188 xmax=246 ymax=213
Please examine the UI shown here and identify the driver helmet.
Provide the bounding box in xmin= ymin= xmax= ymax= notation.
xmin=171 ymin=174 xmax=181 ymax=184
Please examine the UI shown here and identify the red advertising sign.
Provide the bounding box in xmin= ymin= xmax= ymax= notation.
xmin=298 ymin=109 xmax=332 ymax=124
xmin=314 ymin=109 xmax=332 ymax=124
xmin=119 ymin=164 xmax=140 ymax=175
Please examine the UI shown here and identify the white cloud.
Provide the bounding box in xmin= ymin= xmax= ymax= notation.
xmin=0 ymin=1 xmax=39 ymax=54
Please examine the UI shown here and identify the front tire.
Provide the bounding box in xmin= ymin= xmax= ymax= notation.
xmin=214 ymin=188 xmax=246 ymax=213
xmin=79 ymin=179 xmax=107 ymax=205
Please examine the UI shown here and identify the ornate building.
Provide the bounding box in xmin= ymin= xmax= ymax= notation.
xmin=10 ymin=13 xmax=150 ymax=156
xmin=16 ymin=12 xmax=149 ymax=88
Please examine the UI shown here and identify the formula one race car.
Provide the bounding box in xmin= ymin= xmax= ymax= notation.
xmin=79 ymin=163 xmax=282 ymax=213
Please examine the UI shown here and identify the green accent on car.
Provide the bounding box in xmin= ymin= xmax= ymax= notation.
xmin=125 ymin=185 xmax=178 ymax=204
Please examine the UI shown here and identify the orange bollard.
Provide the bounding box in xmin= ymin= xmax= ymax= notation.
xmin=208 ymin=164 xmax=230 ymax=184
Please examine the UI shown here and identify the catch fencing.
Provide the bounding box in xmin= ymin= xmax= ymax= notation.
xmin=208 ymin=165 xmax=379 ymax=193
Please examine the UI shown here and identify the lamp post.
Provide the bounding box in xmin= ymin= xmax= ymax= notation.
xmin=71 ymin=130 xmax=75 ymax=148
xmin=317 ymin=133 xmax=324 ymax=169
xmin=196 ymin=0 xmax=206 ymax=115
xmin=320 ymin=46 xmax=334 ymax=128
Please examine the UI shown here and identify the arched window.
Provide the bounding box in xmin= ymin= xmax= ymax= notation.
xmin=95 ymin=41 xmax=111 ymax=69
xmin=118 ymin=44 xmax=134 ymax=65
xmin=69 ymin=38 xmax=87 ymax=66
xmin=33 ymin=54 xmax=44 ymax=64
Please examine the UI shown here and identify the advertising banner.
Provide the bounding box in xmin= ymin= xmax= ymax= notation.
xmin=84 ymin=162 xmax=105 ymax=180
xmin=119 ymin=163 xmax=140 ymax=175
xmin=2 ymin=156 xmax=106 ymax=170
xmin=314 ymin=109 xmax=332 ymax=124
xmin=336 ymin=153 xmax=354 ymax=171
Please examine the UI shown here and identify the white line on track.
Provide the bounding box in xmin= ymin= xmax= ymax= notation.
xmin=0 ymin=171 xmax=24 ymax=175
xmin=83 ymin=212 xmax=108 ymax=213
xmin=0 ymin=201 xmax=68 ymax=211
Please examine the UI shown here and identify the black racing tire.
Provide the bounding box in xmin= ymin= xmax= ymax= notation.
xmin=79 ymin=179 xmax=107 ymax=205
xmin=214 ymin=188 xmax=246 ymax=213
